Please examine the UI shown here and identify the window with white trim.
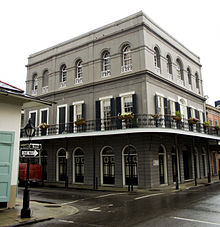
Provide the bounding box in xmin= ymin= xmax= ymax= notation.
xmin=122 ymin=95 xmax=133 ymax=113
xmin=157 ymin=95 xmax=164 ymax=115
xmin=76 ymin=60 xmax=82 ymax=79
xmin=32 ymin=74 xmax=38 ymax=92
xmin=154 ymin=47 xmax=161 ymax=73
xmin=121 ymin=45 xmax=132 ymax=72
xmin=166 ymin=55 xmax=172 ymax=74
xmin=101 ymin=51 xmax=111 ymax=77
xmin=60 ymin=64 xmax=67 ymax=82
xmin=75 ymin=104 xmax=82 ymax=120
xmin=170 ymin=100 xmax=176 ymax=116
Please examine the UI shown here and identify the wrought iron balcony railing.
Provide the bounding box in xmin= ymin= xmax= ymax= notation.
xmin=20 ymin=114 xmax=220 ymax=138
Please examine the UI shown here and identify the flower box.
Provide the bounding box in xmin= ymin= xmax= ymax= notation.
xmin=172 ymin=111 xmax=182 ymax=121
xmin=118 ymin=113 xmax=134 ymax=120
xmin=37 ymin=123 xmax=49 ymax=129
xmin=151 ymin=114 xmax=160 ymax=119
xmin=203 ymin=121 xmax=210 ymax=128
xmin=75 ymin=118 xmax=86 ymax=126
xmin=214 ymin=125 xmax=220 ymax=131
xmin=188 ymin=118 xmax=200 ymax=125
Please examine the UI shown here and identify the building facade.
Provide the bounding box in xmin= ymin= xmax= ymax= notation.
xmin=206 ymin=103 xmax=220 ymax=176
xmin=21 ymin=11 xmax=220 ymax=189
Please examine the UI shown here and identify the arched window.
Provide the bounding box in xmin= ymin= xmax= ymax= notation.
xmin=158 ymin=145 xmax=167 ymax=184
xmin=154 ymin=47 xmax=161 ymax=73
xmin=176 ymin=58 xmax=184 ymax=81
xmin=57 ymin=149 xmax=66 ymax=181
xmin=32 ymin=74 xmax=38 ymax=91
xmin=101 ymin=147 xmax=115 ymax=185
xmin=41 ymin=150 xmax=48 ymax=180
xmin=122 ymin=145 xmax=138 ymax=186
xmin=73 ymin=148 xmax=84 ymax=183
xmin=166 ymin=55 xmax=172 ymax=74
xmin=121 ymin=44 xmax=132 ymax=72
xmin=60 ymin=64 xmax=67 ymax=82
xmin=187 ymin=67 xmax=192 ymax=85
xmin=42 ymin=70 xmax=48 ymax=87
xmin=76 ymin=60 xmax=82 ymax=78
xmin=102 ymin=51 xmax=110 ymax=71
xmin=195 ymin=72 xmax=200 ymax=90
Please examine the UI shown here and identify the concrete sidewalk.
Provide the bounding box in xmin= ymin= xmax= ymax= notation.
xmin=0 ymin=176 xmax=219 ymax=227
xmin=0 ymin=198 xmax=78 ymax=227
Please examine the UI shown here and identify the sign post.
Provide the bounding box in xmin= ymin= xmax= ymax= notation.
xmin=20 ymin=148 xmax=38 ymax=218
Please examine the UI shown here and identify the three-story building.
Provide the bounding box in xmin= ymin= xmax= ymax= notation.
xmin=21 ymin=11 xmax=220 ymax=189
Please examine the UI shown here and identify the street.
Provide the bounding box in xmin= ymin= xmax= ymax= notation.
xmin=18 ymin=182 xmax=220 ymax=226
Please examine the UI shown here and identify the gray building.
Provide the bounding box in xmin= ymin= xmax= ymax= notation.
xmin=21 ymin=11 xmax=220 ymax=189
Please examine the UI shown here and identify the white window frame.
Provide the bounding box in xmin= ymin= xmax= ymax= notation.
xmin=29 ymin=110 xmax=37 ymax=127
xmin=121 ymin=45 xmax=132 ymax=73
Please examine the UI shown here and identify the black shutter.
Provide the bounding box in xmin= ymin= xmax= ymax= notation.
xmin=41 ymin=110 xmax=47 ymax=123
xmin=110 ymin=98 xmax=115 ymax=129
xmin=175 ymin=102 xmax=180 ymax=113
xmin=69 ymin=105 xmax=74 ymax=133
xmin=132 ymin=94 xmax=137 ymax=128
xmin=164 ymin=98 xmax=171 ymax=128
xmin=116 ymin=97 xmax=122 ymax=129
xmin=82 ymin=103 xmax=86 ymax=132
xmin=187 ymin=107 xmax=192 ymax=118
xmin=82 ymin=103 xmax=85 ymax=119
xmin=96 ymin=100 xmax=101 ymax=131
xmin=155 ymin=95 xmax=159 ymax=114
xmin=203 ymin=112 xmax=205 ymax=122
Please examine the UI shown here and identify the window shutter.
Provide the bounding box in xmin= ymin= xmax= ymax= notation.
xmin=203 ymin=112 xmax=206 ymax=122
xmin=110 ymin=98 xmax=115 ymax=117
xmin=116 ymin=97 xmax=122 ymax=129
xmin=175 ymin=102 xmax=180 ymax=113
xmin=96 ymin=100 xmax=101 ymax=131
xmin=195 ymin=109 xmax=200 ymax=119
xmin=132 ymin=94 xmax=137 ymax=114
xmin=69 ymin=105 xmax=74 ymax=133
xmin=132 ymin=94 xmax=137 ymax=128
xmin=187 ymin=107 xmax=191 ymax=118
xmin=164 ymin=98 xmax=168 ymax=115
xmin=164 ymin=98 xmax=171 ymax=128
xmin=82 ymin=103 xmax=85 ymax=119
xmin=155 ymin=95 xmax=159 ymax=114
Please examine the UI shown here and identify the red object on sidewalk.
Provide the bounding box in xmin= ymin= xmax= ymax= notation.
xmin=19 ymin=163 xmax=42 ymax=183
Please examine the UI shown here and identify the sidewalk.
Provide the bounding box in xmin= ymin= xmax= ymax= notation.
xmin=0 ymin=176 xmax=219 ymax=227
xmin=0 ymin=198 xmax=78 ymax=227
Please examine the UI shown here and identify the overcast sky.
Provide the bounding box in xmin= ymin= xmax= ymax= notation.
xmin=1 ymin=0 xmax=219 ymax=105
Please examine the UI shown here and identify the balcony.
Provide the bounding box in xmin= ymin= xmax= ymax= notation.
xmin=75 ymin=77 xmax=83 ymax=84
xmin=20 ymin=114 xmax=220 ymax=139
xmin=101 ymin=70 xmax=111 ymax=78
xmin=42 ymin=86 xmax=48 ymax=94
xmin=121 ymin=64 xmax=132 ymax=73
xmin=60 ymin=81 xmax=66 ymax=88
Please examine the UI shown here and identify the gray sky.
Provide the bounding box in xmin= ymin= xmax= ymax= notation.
xmin=1 ymin=0 xmax=219 ymax=105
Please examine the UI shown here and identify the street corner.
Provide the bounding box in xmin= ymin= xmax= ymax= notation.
xmin=22 ymin=198 xmax=79 ymax=220
xmin=0 ymin=198 xmax=78 ymax=227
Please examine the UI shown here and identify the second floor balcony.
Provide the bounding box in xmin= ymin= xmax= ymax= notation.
xmin=20 ymin=114 xmax=220 ymax=140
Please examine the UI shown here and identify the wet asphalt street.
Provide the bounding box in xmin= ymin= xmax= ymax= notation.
xmin=18 ymin=182 xmax=220 ymax=226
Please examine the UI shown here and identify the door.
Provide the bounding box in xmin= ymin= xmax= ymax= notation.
xmin=41 ymin=110 xmax=48 ymax=136
xmin=0 ymin=132 xmax=14 ymax=203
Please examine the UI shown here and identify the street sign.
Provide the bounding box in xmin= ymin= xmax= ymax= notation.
xmin=21 ymin=150 xmax=38 ymax=157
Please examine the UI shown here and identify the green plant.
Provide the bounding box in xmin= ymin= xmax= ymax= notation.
xmin=203 ymin=121 xmax=210 ymax=127
xmin=75 ymin=118 xmax=86 ymax=125
xmin=172 ymin=111 xmax=182 ymax=121
xmin=188 ymin=117 xmax=200 ymax=124
xmin=37 ymin=123 xmax=49 ymax=129
xmin=214 ymin=125 xmax=220 ymax=130
xmin=118 ymin=113 xmax=134 ymax=120
xmin=151 ymin=114 xmax=160 ymax=119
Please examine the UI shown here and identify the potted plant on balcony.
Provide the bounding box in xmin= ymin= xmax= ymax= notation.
xmin=188 ymin=117 xmax=200 ymax=125
xmin=214 ymin=125 xmax=220 ymax=135
xmin=75 ymin=118 xmax=86 ymax=126
xmin=37 ymin=123 xmax=49 ymax=129
xmin=151 ymin=113 xmax=160 ymax=119
xmin=203 ymin=121 xmax=210 ymax=128
xmin=118 ymin=113 xmax=134 ymax=120
xmin=172 ymin=111 xmax=182 ymax=121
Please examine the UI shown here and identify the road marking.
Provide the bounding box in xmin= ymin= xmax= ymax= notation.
xmin=60 ymin=199 xmax=82 ymax=206
xmin=96 ymin=192 xmax=125 ymax=198
xmin=172 ymin=217 xmax=220 ymax=226
xmin=88 ymin=207 xmax=101 ymax=212
xmin=59 ymin=219 xmax=74 ymax=223
xmin=134 ymin=193 xmax=163 ymax=200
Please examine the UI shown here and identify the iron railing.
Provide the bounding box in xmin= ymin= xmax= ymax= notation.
xmin=20 ymin=114 xmax=220 ymax=138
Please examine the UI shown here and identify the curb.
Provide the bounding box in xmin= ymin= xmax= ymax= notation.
xmin=4 ymin=217 xmax=54 ymax=227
